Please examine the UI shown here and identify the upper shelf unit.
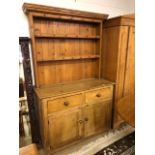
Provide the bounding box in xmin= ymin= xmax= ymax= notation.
xmin=23 ymin=3 xmax=108 ymax=87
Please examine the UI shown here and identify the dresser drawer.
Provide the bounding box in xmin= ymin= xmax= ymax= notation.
xmin=47 ymin=94 xmax=82 ymax=113
xmin=85 ymin=86 xmax=113 ymax=104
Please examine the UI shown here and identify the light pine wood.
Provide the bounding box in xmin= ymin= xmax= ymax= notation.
xmin=35 ymin=79 xmax=113 ymax=154
xmin=102 ymin=14 xmax=135 ymax=128
xmin=34 ymin=19 xmax=100 ymax=37
xmin=83 ymin=100 xmax=112 ymax=137
xmin=117 ymin=93 xmax=135 ymax=127
xmin=23 ymin=3 xmax=108 ymax=20
xmin=104 ymin=14 xmax=135 ymax=27
xmin=85 ymin=87 xmax=113 ymax=104
xmin=48 ymin=107 xmax=82 ymax=150
xmin=102 ymin=26 xmax=128 ymax=84
xmin=35 ymin=78 xmax=113 ymax=99
xmin=23 ymin=3 xmax=114 ymax=154
xmin=23 ymin=3 xmax=108 ymax=87
xmin=47 ymin=94 xmax=82 ymax=113
xmin=123 ymin=27 xmax=135 ymax=96
xmin=35 ymin=39 xmax=99 ymax=61
xmin=29 ymin=12 xmax=103 ymax=23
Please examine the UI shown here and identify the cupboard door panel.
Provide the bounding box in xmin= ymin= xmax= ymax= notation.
xmin=48 ymin=108 xmax=82 ymax=149
xmin=83 ymin=100 xmax=112 ymax=137
xmin=123 ymin=27 xmax=135 ymax=96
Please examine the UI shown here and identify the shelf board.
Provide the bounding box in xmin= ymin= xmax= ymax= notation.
xmin=34 ymin=34 xmax=100 ymax=39
xmin=37 ymin=55 xmax=100 ymax=62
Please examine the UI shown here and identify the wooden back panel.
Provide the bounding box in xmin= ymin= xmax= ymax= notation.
xmin=35 ymin=38 xmax=99 ymax=61
xmin=37 ymin=60 xmax=99 ymax=87
xmin=23 ymin=3 xmax=108 ymax=87
xmin=34 ymin=18 xmax=100 ymax=36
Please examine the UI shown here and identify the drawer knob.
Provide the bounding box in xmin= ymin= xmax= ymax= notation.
xmin=84 ymin=118 xmax=89 ymax=122
xmin=64 ymin=101 xmax=69 ymax=106
xmin=96 ymin=93 xmax=101 ymax=97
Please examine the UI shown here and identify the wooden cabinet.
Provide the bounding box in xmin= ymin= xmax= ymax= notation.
xmin=48 ymin=107 xmax=82 ymax=150
xmin=23 ymin=3 xmax=114 ymax=154
xmin=102 ymin=14 xmax=135 ymax=128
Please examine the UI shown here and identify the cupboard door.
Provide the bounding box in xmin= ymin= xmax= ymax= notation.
xmin=123 ymin=26 xmax=135 ymax=95
xmin=83 ymin=100 xmax=112 ymax=137
xmin=48 ymin=108 xmax=82 ymax=150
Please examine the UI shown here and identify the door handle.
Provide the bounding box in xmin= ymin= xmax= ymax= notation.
xmin=78 ymin=120 xmax=84 ymax=124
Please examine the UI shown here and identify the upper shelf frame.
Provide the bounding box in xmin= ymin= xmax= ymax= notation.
xmin=23 ymin=3 xmax=108 ymax=87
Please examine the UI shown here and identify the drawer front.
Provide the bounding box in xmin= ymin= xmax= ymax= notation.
xmin=48 ymin=94 xmax=82 ymax=113
xmin=85 ymin=86 xmax=113 ymax=104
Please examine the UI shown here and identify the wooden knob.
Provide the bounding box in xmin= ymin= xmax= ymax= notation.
xmin=96 ymin=93 xmax=101 ymax=97
xmin=64 ymin=101 xmax=69 ymax=106
xmin=78 ymin=120 xmax=83 ymax=124
xmin=85 ymin=118 xmax=88 ymax=122
xmin=34 ymin=28 xmax=39 ymax=32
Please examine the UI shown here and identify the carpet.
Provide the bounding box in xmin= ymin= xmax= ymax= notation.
xmin=95 ymin=132 xmax=135 ymax=155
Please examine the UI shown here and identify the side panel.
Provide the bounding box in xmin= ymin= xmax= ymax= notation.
xmin=123 ymin=26 xmax=135 ymax=96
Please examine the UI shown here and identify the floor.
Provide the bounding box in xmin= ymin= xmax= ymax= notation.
xmin=19 ymin=110 xmax=32 ymax=148
xmin=19 ymin=114 xmax=134 ymax=155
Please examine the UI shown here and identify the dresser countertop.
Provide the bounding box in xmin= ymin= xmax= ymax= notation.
xmin=35 ymin=78 xmax=114 ymax=99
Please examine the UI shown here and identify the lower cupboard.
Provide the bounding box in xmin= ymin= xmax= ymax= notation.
xmin=35 ymin=79 xmax=114 ymax=154
xmin=48 ymin=100 xmax=112 ymax=151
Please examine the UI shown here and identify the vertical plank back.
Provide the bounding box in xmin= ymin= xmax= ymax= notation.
xmin=23 ymin=3 xmax=108 ymax=87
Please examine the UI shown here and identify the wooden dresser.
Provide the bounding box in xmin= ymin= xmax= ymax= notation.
xmin=102 ymin=14 xmax=135 ymax=128
xmin=23 ymin=3 xmax=114 ymax=154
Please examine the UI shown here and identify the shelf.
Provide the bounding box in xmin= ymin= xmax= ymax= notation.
xmin=34 ymin=34 xmax=100 ymax=39
xmin=37 ymin=55 xmax=100 ymax=62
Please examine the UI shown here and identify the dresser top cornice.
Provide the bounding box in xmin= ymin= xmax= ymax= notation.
xmin=35 ymin=78 xmax=114 ymax=99
xmin=23 ymin=3 xmax=108 ymax=20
